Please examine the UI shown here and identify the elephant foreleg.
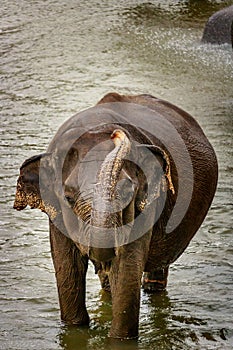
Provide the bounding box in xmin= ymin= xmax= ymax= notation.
xmin=49 ymin=221 xmax=89 ymax=325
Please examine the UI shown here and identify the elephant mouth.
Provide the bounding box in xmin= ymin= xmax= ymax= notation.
xmin=13 ymin=202 xmax=27 ymax=211
xmin=88 ymin=246 xmax=116 ymax=262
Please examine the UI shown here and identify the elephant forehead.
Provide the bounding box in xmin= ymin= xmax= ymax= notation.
xmin=64 ymin=140 xmax=114 ymax=192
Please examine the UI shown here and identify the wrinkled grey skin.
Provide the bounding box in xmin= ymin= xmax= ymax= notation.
xmin=201 ymin=5 xmax=233 ymax=47
xmin=14 ymin=93 xmax=218 ymax=339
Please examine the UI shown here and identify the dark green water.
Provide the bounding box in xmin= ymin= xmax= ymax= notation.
xmin=1 ymin=1 xmax=233 ymax=349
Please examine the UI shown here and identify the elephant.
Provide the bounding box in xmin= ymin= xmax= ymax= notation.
xmin=201 ymin=5 xmax=233 ymax=47
xmin=14 ymin=92 xmax=218 ymax=339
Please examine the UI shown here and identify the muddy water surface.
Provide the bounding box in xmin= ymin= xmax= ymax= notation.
xmin=1 ymin=1 xmax=233 ymax=349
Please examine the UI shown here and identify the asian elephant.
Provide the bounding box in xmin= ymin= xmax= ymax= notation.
xmin=14 ymin=93 xmax=218 ymax=339
xmin=201 ymin=5 xmax=233 ymax=47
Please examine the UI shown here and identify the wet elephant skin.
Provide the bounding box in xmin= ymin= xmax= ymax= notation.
xmin=14 ymin=93 xmax=218 ymax=339
xmin=201 ymin=5 xmax=233 ymax=47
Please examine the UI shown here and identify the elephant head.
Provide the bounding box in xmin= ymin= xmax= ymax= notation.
xmin=62 ymin=126 xmax=175 ymax=262
xmin=14 ymin=126 xmax=174 ymax=263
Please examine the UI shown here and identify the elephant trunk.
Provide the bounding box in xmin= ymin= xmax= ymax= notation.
xmin=89 ymin=129 xmax=131 ymax=261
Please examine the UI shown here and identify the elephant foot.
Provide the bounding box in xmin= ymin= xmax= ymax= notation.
xmin=62 ymin=313 xmax=90 ymax=327
xmin=142 ymin=267 xmax=169 ymax=293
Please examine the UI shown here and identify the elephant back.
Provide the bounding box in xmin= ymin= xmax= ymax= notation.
xmin=201 ymin=5 xmax=233 ymax=47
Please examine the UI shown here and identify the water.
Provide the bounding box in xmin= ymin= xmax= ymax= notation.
xmin=1 ymin=0 xmax=233 ymax=349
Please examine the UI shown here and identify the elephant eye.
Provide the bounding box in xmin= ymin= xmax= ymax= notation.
xmin=65 ymin=195 xmax=75 ymax=207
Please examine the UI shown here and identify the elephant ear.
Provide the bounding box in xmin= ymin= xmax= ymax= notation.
xmin=13 ymin=153 xmax=58 ymax=219
xmin=147 ymin=145 xmax=175 ymax=195
xmin=135 ymin=144 xmax=175 ymax=212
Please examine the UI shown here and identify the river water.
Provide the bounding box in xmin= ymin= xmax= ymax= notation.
xmin=0 ymin=1 xmax=233 ymax=349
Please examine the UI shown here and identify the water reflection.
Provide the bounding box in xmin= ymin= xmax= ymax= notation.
xmin=58 ymin=290 xmax=111 ymax=350
xmin=59 ymin=325 xmax=139 ymax=350
xmin=58 ymin=291 xmax=212 ymax=349
xmin=59 ymin=326 xmax=91 ymax=350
